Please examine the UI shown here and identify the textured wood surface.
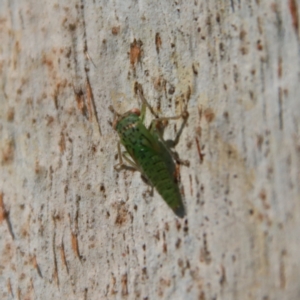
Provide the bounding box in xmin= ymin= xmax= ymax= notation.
xmin=0 ymin=1 xmax=299 ymax=299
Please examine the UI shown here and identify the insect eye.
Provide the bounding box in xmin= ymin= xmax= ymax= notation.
xmin=130 ymin=108 xmax=140 ymax=116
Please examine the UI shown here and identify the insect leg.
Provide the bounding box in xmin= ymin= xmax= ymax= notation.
xmin=134 ymin=81 xmax=189 ymax=166
xmin=121 ymin=153 xmax=154 ymax=191
xmin=114 ymin=142 xmax=154 ymax=194
xmin=122 ymin=152 xmax=142 ymax=170
xmin=150 ymin=109 xmax=189 ymax=129
xmin=149 ymin=111 xmax=190 ymax=166
xmin=165 ymin=109 xmax=189 ymax=148
xmin=135 ymin=81 xmax=189 ymax=133
xmin=114 ymin=142 xmax=140 ymax=172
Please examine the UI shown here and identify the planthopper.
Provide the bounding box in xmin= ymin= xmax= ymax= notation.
xmin=109 ymin=83 xmax=189 ymax=218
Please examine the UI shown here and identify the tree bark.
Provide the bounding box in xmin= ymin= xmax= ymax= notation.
xmin=0 ymin=0 xmax=299 ymax=299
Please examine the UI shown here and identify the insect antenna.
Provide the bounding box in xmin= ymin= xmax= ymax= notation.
xmin=108 ymin=105 xmax=122 ymax=129
xmin=109 ymin=105 xmax=115 ymax=113
xmin=134 ymin=82 xmax=159 ymax=118
xmin=84 ymin=50 xmax=97 ymax=69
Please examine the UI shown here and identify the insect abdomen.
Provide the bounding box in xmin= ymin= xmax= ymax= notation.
xmin=138 ymin=151 xmax=185 ymax=217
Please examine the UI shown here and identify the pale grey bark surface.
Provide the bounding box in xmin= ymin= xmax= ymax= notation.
xmin=0 ymin=0 xmax=300 ymax=299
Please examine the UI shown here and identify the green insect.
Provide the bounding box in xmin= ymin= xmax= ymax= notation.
xmin=109 ymin=83 xmax=189 ymax=218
